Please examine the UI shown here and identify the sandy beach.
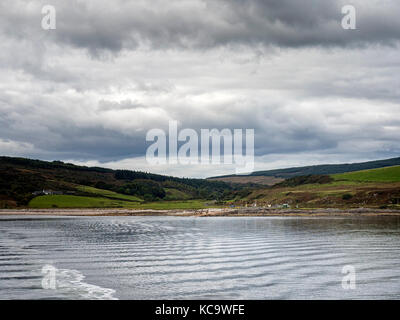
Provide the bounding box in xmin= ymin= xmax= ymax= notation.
xmin=1 ymin=207 xmax=400 ymax=217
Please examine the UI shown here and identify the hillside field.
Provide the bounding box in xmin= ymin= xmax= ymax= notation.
xmin=243 ymin=166 xmax=400 ymax=209
xmin=0 ymin=156 xmax=240 ymax=208
xmin=29 ymin=195 xmax=214 ymax=210
xmin=210 ymin=157 xmax=400 ymax=183
xmin=333 ymin=166 xmax=400 ymax=183
xmin=76 ymin=185 xmax=143 ymax=202
xmin=3 ymin=156 xmax=400 ymax=210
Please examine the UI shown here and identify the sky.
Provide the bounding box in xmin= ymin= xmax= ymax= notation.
xmin=0 ymin=0 xmax=399 ymax=178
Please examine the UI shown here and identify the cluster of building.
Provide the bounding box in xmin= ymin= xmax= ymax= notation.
xmin=239 ymin=202 xmax=292 ymax=209
xmin=32 ymin=190 xmax=63 ymax=196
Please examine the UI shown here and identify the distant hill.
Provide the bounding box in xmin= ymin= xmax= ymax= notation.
xmin=2 ymin=156 xmax=400 ymax=209
xmin=0 ymin=156 xmax=241 ymax=208
xmin=333 ymin=165 xmax=400 ymax=183
xmin=207 ymin=175 xmax=285 ymax=186
xmin=208 ymin=157 xmax=400 ymax=184
xmin=241 ymin=165 xmax=400 ymax=209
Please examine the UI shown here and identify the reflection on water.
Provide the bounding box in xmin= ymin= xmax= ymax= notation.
xmin=0 ymin=215 xmax=399 ymax=299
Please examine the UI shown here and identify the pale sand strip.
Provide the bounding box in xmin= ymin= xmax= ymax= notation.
xmin=1 ymin=208 xmax=400 ymax=217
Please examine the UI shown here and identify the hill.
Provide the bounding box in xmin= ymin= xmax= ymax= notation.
xmin=208 ymin=157 xmax=400 ymax=184
xmin=2 ymin=156 xmax=400 ymax=210
xmin=0 ymin=156 xmax=243 ymax=209
xmin=240 ymin=166 xmax=400 ymax=209
xmin=333 ymin=166 xmax=400 ymax=183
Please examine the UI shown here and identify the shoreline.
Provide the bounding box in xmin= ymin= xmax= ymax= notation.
xmin=1 ymin=207 xmax=400 ymax=217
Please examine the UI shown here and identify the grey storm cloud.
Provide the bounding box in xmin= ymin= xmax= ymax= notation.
xmin=0 ymin=0 xmax=400 ymax=177
xmin=49 ymin=0 xmax=400 ymax=53
xmin=1 ymin=0 xmax=400 ymax=55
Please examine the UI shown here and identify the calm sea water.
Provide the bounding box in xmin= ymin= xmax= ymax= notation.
xmin=0 ymin=215 xmax=399 ymax=300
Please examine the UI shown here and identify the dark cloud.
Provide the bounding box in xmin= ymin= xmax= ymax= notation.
xmin=54 ymin=0 xmax=400 ymax=53
xmin=1 ymin=1 xmax=400 ymax=56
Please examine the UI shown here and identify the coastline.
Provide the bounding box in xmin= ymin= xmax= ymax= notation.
xmin=1 ymin=207 xmax=400 ymax=217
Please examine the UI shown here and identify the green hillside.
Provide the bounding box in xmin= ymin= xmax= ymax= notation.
xmin=29 ymin=195 xmax=128 ymax=208
xmin=240 ymin=166 xmax=400 ymax=209
xmin=29 ymin=195 xmax=210 ymax=210
xmin=0 ymin=156 xmax=243 ymax=208
xmin=3 ymin=156 xmax=400 ymax=210
xmin=210 ymin=156 xmax=400 ymax=180
xmin=76 ymin=185 xmax=143 ymax=202
xmin=333 ymin=166 xmax=400 ymax=183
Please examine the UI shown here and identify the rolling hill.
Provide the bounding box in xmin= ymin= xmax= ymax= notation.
xmin=2 ymin=156 xmax=400 ymax=210
xmin=208 ymin=157 xmax=400 ymax=184
xmin=333 ymin=166 xmax=400 ymax=183
xmin=242 ymin=166 xmax=400 ymax=209
xmin=0 ymin=156 xmax=241 ymax=209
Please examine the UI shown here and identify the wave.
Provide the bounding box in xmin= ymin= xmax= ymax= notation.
xmin=47 ymin=266 xmax=117 ymax=300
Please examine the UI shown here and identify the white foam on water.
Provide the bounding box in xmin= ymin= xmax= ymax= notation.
xmin=51 ymin=267 xmax=118 ymax=300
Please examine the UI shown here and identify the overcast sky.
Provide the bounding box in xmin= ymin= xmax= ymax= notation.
xmin=0 ymin=0 xmax=399 ymax=178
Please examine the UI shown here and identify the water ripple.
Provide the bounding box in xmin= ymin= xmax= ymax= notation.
xmin=1 ymin=215 xmax=399 ymax=299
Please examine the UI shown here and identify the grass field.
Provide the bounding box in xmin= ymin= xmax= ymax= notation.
xmin=208 ymin=176 xmax=284 ymax=185
xmin=76 ymin=185 xmax=143 ymax=202
xmin=29 ymin=195 xmax=212 ymax=210
xmin=164 ymin=188 xmax=191 ymax=200
xmin=29 ymin=195 xmax=129 ymax=208
xmin=243 ymin=165 xmax=400 ymax=208
xmin=28 ymin=166 xmax=400 ymax=210
xmin=130 ymin=200 xmax=212 ymax=210
xmin=333 ymin=165 xmax=400 ymax=182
